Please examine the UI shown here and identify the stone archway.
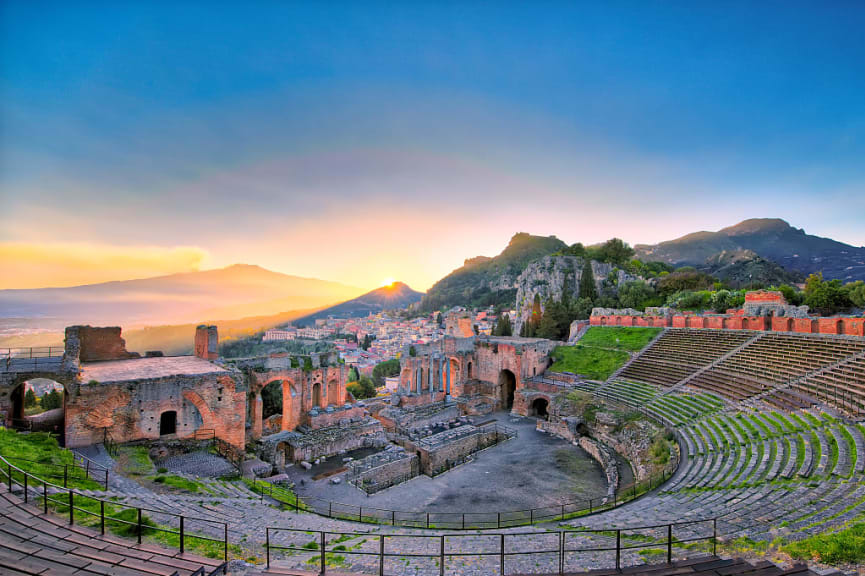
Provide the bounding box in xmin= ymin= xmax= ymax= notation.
xmin=9 ymin=378 xmax=67 ymax=443
xmin=467 ymin=361 xmax=473 ymax=379
xmin=326 ymin=375 xmax=341 ymax=406
xmin=312 ymin=382 xmax=322 ymax=408
xmin=498 ymin=369 xmax=516 ymax=411
xmin=531 ymin=397 xmax=549 ymax=419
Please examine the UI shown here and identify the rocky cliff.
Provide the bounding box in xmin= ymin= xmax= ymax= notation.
xmin=513 ymin=255 xmax=636 ymax=334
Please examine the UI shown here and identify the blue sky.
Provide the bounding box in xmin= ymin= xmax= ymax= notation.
xmin=1 ymin=1 xmax=864 ymax=290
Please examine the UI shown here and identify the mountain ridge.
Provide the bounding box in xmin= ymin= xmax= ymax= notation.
xmin=0 ymin=264 xmax=363 ymax=330
xmin=293 ymin=282 xmax=424 ymax=326
xmin=635 ymin=218 xmax=865 ymax=282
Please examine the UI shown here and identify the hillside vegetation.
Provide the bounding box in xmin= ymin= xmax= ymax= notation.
xmin=420 ymin=233 xmax=566 ymax=312
xmin=548 ymin=327 xmax=659 ymax=380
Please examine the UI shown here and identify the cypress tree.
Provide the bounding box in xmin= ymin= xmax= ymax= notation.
xmin=579 ymin=260 xmax=597 ymax=301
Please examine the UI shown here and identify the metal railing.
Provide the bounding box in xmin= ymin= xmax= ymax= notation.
xmin=0 ymin=454 xmax=229 ymax=560
xmin=1 ymin=346 xmax=64 ymax=372
xmin=0 ymin=454 xmax=109 ymax=490
xmin=248 ymin=461 xmax=677 ymax=530
xmin=265 ymin=518 xmax=717 ymax=575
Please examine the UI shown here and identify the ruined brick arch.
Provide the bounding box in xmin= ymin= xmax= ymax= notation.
xmin=447 ymin=357 xmax=461 ymax=394
xmin=181 ymin=390 xmax=217 ymax=434
xmin=529 ymin=393 xmax=551 ymax=418
xmin=254 ymin=376 xmax=299 ymax=436
xmin=326 ymin=375 xmax=341 ymax=406
xmin=498 ymin=369 xmax=517 ymax=411
xmin=400 ymin=367 xmax=413 ymax=392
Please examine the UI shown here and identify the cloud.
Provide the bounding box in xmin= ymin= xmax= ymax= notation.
xmin=0 ymin=242 xmax=209 ymax=289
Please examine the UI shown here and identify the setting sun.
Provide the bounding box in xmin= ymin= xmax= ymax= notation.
xmin=381 ymin=277 xmax=396 ymax=287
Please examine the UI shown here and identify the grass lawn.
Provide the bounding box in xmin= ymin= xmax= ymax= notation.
xmin=548 ymin=345 xmax=630 ymax=380
xmin=116 ymin=446 xmax=154 ymax=477
xmin=783 ymin=519 xmax=865 ymax=564
xmin=0 ymin=428 xmax=102 ymax=490
xmin=578 ymin=327 xmax=662 ymax=351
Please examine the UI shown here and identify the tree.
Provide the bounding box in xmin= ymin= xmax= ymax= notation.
xmin=24 ymin=388 xmax=37 ymax=408
xmin=347 ymin=375 xmax=377 ymax=399
xmin=843 ymin=281 xmax=865 ymax=308
xmin=435 ymin=312 xmax=443 ymax=326
xmin=618 ymin=280 xmax=656 ymax=310
xmin=493 ymin=313 xmax=512 ymax=336
xmin=711 ymin=290 xmax=734 ymax=313
xmin=409 ymin=346 xmax=417 ymax=357
xmin=361 ymin=334 xmax=372 ymax=350
xmin=594 ymin=238 xmax=635 ymax=266
xmin=804 ymin=273 xmax=851 ymax=315
xmin=41 ymin=389 xmax=62 ymax=411
xmin=579 ymin=260 xmax=597 ymax=301
xmin=372 ymin=359 xmax=401 ymax=387
xmin=348 ymin=367 xmax=360 ymax=382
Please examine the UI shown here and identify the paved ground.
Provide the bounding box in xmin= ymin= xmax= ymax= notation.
xmin=80 ymin=356 xmax=225 ymax=382
xmin=287 ymin=412 xmax=612 ymax=514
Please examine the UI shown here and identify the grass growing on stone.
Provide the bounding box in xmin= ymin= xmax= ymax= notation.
xmin=0 ymin=428 xmax=103 ymax=490
xmin=152 ymin=474 xmax=203 ymax=493
xmin=549 ymin=346 xmax=630 ymax=380
xmin=783 ymin=520 xmax=865 ymax=564
xmin=577 ymin=327 xmax=662 ymax=351
xmin=116 ymin=446 xmax=153 ymax=476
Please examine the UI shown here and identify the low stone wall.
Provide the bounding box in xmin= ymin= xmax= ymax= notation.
xmin=349 ymin=447 xmax=418 ymax=494
xmin=287 ymin=417 xmax=387 ymax=462
xmin=578 ymin=436 xmax=618 ymax=499
xmin=416 ymin=425 xmax=503 ymax=476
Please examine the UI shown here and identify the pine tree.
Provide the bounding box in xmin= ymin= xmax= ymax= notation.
xmin=24 ymin=388 xmax=37 ymax=408
xmin=579 ymin=260 xmax=597 ymax=301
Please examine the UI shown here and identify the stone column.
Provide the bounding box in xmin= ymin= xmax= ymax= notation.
xmin=445 ymin=360 xmax=451 ymax=396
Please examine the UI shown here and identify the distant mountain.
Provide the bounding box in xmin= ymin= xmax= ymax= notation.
xmin=294 ymin=282 xmax=423 ymax=326
xmin=700 ymin=249 xmax=804 ymax=288
xmin=0 ymin=264 xmax=362 ymax=330
xmin=0 ymin=307 xmax=318 ymax=355
xmin=420 ymin=233 xmax=567 ymax=312
xmin=635 ymin=219 xmax=865 ymax=282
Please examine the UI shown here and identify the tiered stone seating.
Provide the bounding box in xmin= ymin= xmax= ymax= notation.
xmin=618 ymin=329 xmax=754 ymax=388
xmin=597 ymin=380 xmax=661 ymax=406
xmin=793 ymin=355 xmax=865 ymax=417
xmin=0 ymin=490 xmax=220 ymax=576
xmin=689 ymin=334 xmax=865 ymax=402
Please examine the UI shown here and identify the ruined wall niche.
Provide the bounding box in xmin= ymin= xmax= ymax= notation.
xmin=194 ymin=325 xmax=219 ymax=360
xmin=66 ymin=326 xmax=140 ymax=363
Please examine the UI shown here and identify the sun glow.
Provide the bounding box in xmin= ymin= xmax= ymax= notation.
xmin=381 ymin=277 xmax=396 ymax=288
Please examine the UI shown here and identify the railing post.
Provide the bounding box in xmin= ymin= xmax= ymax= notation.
xmin=667 ymin=524 xmax=672 ymax=563
xmin=266 ymin=528 xmax=270 ymax=569
xmin=137 ymin=508 xmax=142 ymax=544
xmin=426 ymin=512 xmax=429 ymax=528
xmin=530 ymin=509 xmax=533 ymax=525
xmin=589 ymin=499 xmax=592 ymax=514
xmin=359 ymin=506 xmax=363 ymax=523
xmin=64 ymin=465 xmax=68 ymax=488
xmin=497 ymin=512 xmax=501 ymax=529
xmin=392 ymin=510 xmax=395 ymax=525
xmin=100 ymin=501 xmax=105 ymax=535
xmin=224 ymin=523 xmax=228 ymax=561
xmin=615 ymin=529 xmax=620 ymax=570
xmin=713 ymin=518 xmax=717 ymax=555
xmin=439 ymin=534 xmax=445 ymax=576
xmin=43 ymin=482 xmax=48 ymax=514
xmin=180 ymin=516 xmax=185 ymax=553
xmin=379 ymin=534 xmax=384 ymax=576
xmin=69 ymin=490 xmax=74 ymax=525
xmin=105 ymin=469 xmax=109 ymax=489
xmin=561 ymin=503 xmax=564 ymax=521
xmin=85 ymin=460 xmax=90 ymax=480
xmin=7 ymin=463 xmax=11 ymax=491
xmin=320 ymin=531 xmax=326 ymax=575
xmin=23 ymin=474 xmax=28 ymax=504
xmin=559 ymin=531 xmax=564 ymax=576
xmin=329 ymin=501 xmax=332 ymax=517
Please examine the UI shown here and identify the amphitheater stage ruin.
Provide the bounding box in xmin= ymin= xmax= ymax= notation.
xmin=284 ymin=412 xmax=611 ymax=515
